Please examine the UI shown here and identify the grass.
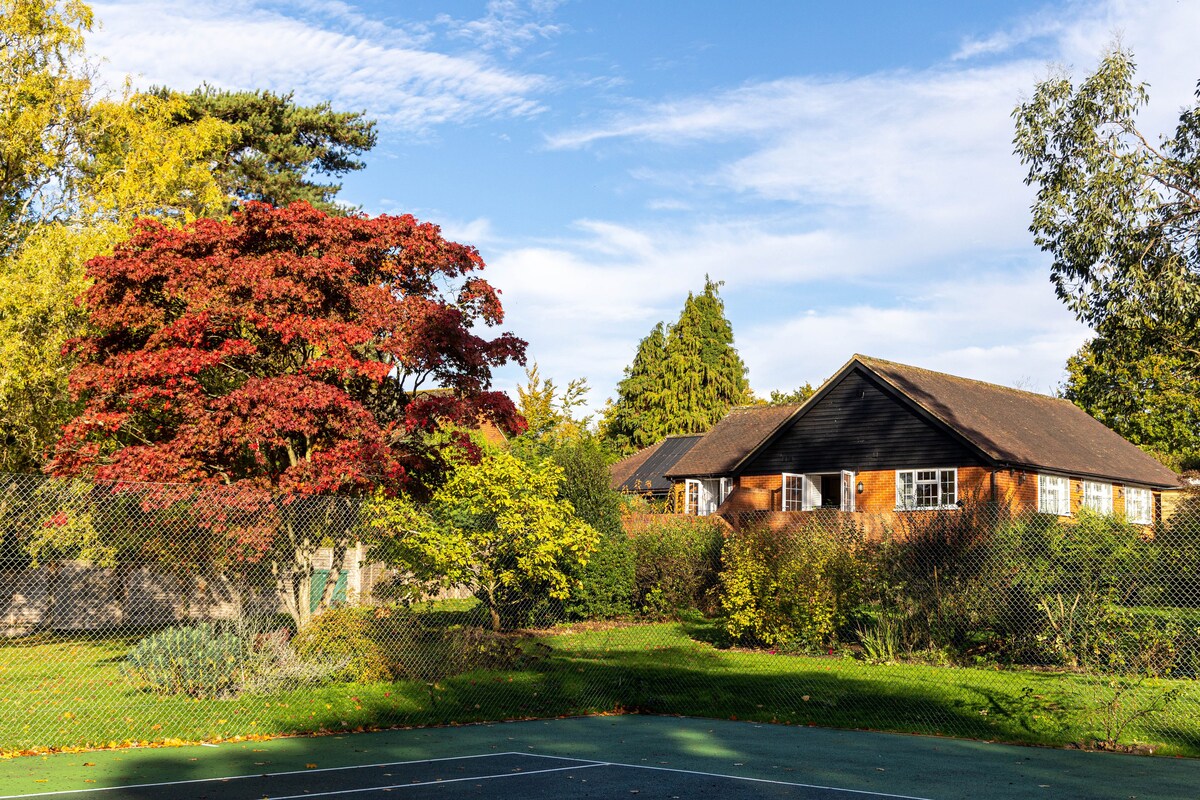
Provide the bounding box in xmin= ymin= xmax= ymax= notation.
xmin=2 ymin=617 xmax=1199 ymax=758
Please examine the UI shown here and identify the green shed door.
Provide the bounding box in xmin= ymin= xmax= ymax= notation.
xmin=310 ymin=569 xmax=349 ymax=612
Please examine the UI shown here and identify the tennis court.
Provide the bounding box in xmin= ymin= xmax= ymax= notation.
xmin=3 ymin=716 xmax=1197 ymax=800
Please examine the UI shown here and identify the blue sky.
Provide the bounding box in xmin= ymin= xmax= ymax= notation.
xmin=86 ymin=0 xmax=1200 ymax=412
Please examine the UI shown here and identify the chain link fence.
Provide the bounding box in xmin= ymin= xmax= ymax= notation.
xmin=2 ymin=472 xmax=1198 ymax=757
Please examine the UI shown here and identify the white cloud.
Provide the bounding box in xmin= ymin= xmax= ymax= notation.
xmin=515 ymin=0 xmax=1200 ymax=413
xmin=951 ymin=13 xmax=1064 ymax=61
xmin=88 ymin=0 xmax=548 ymax=131
xmin=738 ymin=268 xmax=1090 ymax=399
xmin=438 ymin=0 xmax=565 ymax=57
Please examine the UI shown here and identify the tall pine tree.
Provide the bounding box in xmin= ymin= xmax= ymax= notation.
xmin=603 ymin=278 xmax=751 ymax=453
xmin=602 ymin=322 xmax=667 ymax=453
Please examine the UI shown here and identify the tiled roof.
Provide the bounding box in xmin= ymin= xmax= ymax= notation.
xmin=654 ymin=355 xmax=1179 ymax=490
xmin=663 ymin=405 xmax=802 ymax=479
xmin=856 ymin=355 xmax=1180 ymax=489
xmin=611 ymin=435 xmax=703 ymax=494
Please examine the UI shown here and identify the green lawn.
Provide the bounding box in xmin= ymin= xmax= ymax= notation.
xmin=2 ymin=620 xmax=1198 ymax=757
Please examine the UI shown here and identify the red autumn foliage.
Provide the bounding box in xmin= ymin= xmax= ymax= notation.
xmin=47 ymin=201 xmax=527 ymax=500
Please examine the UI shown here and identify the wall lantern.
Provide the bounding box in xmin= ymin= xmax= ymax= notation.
xmin=856 ymin=481 xmax=864 ymax=494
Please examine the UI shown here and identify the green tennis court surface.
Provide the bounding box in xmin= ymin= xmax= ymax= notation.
xmin=2 ymin=716 xmax=1197 ymax=800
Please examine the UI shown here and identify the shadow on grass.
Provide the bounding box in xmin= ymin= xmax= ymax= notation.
xmin=7 ymin=622 xmax=1198 ymax=760
xmin=278 ymin=643 xmax=1092 ymax=752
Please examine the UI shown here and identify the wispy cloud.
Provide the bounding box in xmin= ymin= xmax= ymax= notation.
xmin=951 ymin=14 xmax=1064 ymax=60
xmin=438 ymin=0 xmax=566 ymax=57
xmin=739 ymin=268 xmax=1089 ymax=397
xmin=488 ymin=221 xmax=1090 ymax=407
xmin=89 ymin=0 xmax=550 ymax=131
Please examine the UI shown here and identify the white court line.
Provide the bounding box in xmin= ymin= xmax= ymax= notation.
xmin=265 ymin=763 xmax=609 ymax=800
xmin=0 ymin=751 xmax=532 ymax=799
xmin=3 ymin=750 xmax=937 ymax=800
xmin=516 ymin=752 xmax=938 ymax=800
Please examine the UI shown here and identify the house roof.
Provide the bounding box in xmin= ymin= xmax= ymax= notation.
xmin=611 ymin=435 xmax=703 ymax=494
xmin=658 ymin=355 xmax=1179 ymax=490
xmin=853 ymin=355 xmax=1180 ymax=489
xmin=663 ymin=404 xmax=802 ymax=479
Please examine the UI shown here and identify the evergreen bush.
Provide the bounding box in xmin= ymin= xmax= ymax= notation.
xmin=124 ymin=623 xmax=251 ymax=697
xmin=291 ymin=607 xmax=401 ymax=683
xmin=554 ymin=436 xmax=636 ymax=620
xmin=628 ymin=515 xmax=723 ymax=617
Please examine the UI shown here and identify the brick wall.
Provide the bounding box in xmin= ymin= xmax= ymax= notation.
xmin=678 ymin=466 xmax=1165 ymax=528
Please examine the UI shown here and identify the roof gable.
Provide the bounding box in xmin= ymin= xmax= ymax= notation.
xmin=742 ymin=367 xmax=987 ymax=475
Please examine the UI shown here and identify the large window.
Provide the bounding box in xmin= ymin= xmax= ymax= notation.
xmin=1125 ymin=486 xmax=1153 ymax=524
xmin=780 ymin=471 xmax=857 ymax=511
xmin=895 ymin=468 xmax=957 ymax=510
xmin=1082 ymin=480 xmax=1113 ymax=514
xmin=1038 ymin=474 xmax=1071 ymax=516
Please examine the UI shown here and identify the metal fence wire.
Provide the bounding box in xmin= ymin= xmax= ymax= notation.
xmin=2 ymin=472 xmax=1199 ymax=757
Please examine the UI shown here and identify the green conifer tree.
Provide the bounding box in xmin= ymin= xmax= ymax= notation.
xmin=601 ymin=322 xmax=667 ymax=453
xmin=660 ymin=277 xmax=752 ymax=432
xmin=602 ymin=278 xmax=751 ymax=453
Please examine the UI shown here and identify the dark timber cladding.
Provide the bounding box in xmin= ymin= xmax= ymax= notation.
xmin=744 ymin=367 xmax=986 ymax=475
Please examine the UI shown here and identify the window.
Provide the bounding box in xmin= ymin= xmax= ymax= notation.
xmin=1082 ymin=480 xmax=1113 ymax=514
xmin=685 ymin=480 xmax=700 ymax=515
xmin=684 ymin=478 xmax=726 ymax=516
xmin=895 ymin=469 xmax=957 ymax=509
xmin=781 ymin=472 xmax=857 ymax=511
xmin=1038 ymin=474 xmax=1071 ymax=516
xmin=782 ymin=473 xmax=803 ymax=511
xmin=841 ymin=470 xmax=856 ymax=513
xmin=1125 ymin=486 xmax=1153 ymax=524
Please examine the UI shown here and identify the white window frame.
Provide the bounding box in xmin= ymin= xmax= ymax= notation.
xmin=783 ymin=472 xmax=857 ymax=512
xmin=782 ymin=472 xmax=803 ymax=511
xmin=1125 ymin=486 xmax=1153 ymax=525
xmin=1081 ymin=480 xmax=1113 ymax=515
xmin=684 ymin=479 xmax=700 ymax=515
xmin=841 ymin=470 xmax=856 ymax=513
xmin=685 ymin=478 xmax=726 ymax=516
xmin=1037 ymin=474 xmax=1071 ymax=516
xmin=895 ymin=468 xmax=957 ymax=510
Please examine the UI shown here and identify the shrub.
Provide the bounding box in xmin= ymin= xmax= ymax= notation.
xmin=369 ymin=452 xmax=599 ymax=631
xmin=564 ymin=531 xmax=635 ymax=620
xmin=876 ymin=502 xmax=1005 ymax=656
xmin=554 ymin=437 xmax=635 ymax=620
xmin=291 ymin=607 xmax=403 ymax=683
xmin=720 ymin=513 xmax=872 ymax=650
xmin=878 ymin=506 xmax=1163 ymax=666
xmin=124 ymin=623 xmax=251 ymax=697
xmin=627 ymin=515 xmax=724 ymax=617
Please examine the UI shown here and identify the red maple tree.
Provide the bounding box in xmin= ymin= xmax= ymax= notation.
xmin=47 ymin=202 xmax=527 ymax=626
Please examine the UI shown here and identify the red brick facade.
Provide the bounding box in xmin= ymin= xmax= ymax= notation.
xmin=698 ymin=466 xmax=1160 ymax=527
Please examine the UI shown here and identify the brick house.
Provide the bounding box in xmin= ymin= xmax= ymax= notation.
xmin=651 ymin=355 xmax=1179 ymax=525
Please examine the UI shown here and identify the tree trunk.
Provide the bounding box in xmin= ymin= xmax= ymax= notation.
xmin=483 ymin=580 xmax=501 ymax=632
